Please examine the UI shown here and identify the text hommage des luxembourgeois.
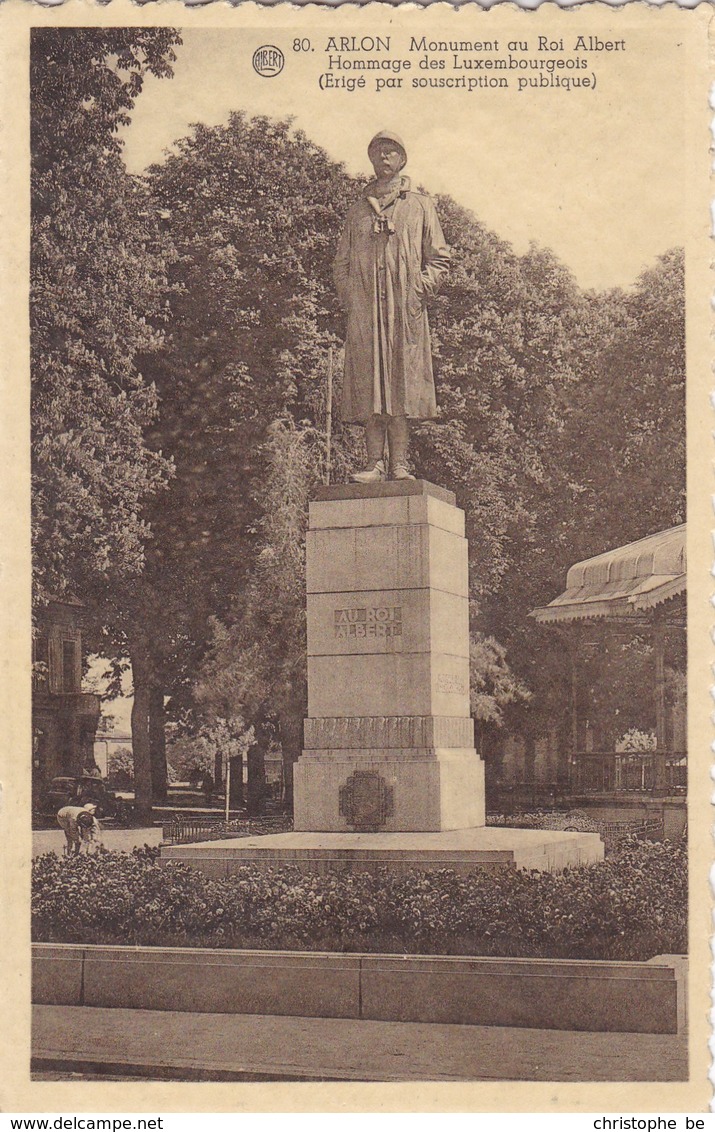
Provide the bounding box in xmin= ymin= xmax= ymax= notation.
xmin=314 ymin=34 xmax=626 ymax=93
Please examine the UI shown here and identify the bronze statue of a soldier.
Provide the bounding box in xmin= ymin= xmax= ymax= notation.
xmin=333 ymin=130 xmax=451 ymax=483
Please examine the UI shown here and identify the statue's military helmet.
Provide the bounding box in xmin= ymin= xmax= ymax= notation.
xmin=367 ymin=131 xmax=407 ymax=168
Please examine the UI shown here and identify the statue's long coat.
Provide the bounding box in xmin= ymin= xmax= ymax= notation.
xmin=333 ymin=188 xmax=450 ymax=423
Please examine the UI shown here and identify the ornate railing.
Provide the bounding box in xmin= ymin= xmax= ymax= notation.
xmin=487 ymin=812 xmax=666 ymax=853
xmin=162 ymin=813 xmax=292 ymax=845
xmin=570 ymin=751 xmax=686 ymax=794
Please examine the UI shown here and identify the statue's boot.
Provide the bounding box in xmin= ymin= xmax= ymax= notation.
xmin=388 ymin=415 xmax=416 ymax=480
xmin=351 ymin=458 xmax=386 ymax=484
xmin=351 ymin=416 xmax=387 ymax=483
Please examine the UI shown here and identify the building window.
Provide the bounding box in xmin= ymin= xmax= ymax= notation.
xmin=61 ymin=639 xmax=79 ymax=694
xmin=32 ymin=633 xmax=49 ymax=690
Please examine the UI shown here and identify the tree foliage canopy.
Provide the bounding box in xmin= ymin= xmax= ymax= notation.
xmin=31 ymin=28 xmax=181 ymax=606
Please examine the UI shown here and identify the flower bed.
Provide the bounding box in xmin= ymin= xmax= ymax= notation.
xmin=31 ymin=838 xmax=686 ymax=961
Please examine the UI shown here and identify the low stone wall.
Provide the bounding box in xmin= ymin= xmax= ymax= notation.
xmin=32 ymin=944 xmax=685 ymax=1035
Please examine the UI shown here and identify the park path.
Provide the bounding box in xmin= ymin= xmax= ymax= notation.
xmin=33 ymin=1005 xmax=687 ymax=1083
xmin=33 ymin=826 xmax=164 ymax=857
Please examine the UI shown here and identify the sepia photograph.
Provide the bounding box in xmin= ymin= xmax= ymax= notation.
xmin=1 ymin=0 xmax=710 ymax=1113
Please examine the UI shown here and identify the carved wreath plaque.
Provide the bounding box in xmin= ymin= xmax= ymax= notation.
xmin=339 ymin=770 xmax=394 ymax=832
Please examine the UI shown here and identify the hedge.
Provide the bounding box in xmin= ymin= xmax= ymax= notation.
xmin=31 ymin=838 xmax=686 ymax=961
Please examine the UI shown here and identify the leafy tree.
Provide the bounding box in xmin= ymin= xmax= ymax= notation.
xmin=412 ymin=207 xmax=583 ymax=599
xmin=96 ymin=714 xmax=116 ymax=736
xmin=31 ymin=28 xmax=181 ymax=815
xmin=167 ymin=720 xmax=249 ymax=785
xmin=493 ymin=250 xmax=685 ymax=763
xmin=107 ymin=746 xmax=134 ymax=787
xmin=469 ymin=633 xmax=531 ymax=734
xmin=31 ymin=30 xmax=180 ymax=174
xmin=194 ymin=419 xmax=319 ymax=800
xmin=558 ymin=249 xmax=685 ymax=551
xmin=405 ymin=205 xmax=586 ymax=772
xmin=117 ymin=116 xmax=356 ymax=804
xmin=31 ymin=28 xmax=180 ymax=607
xmin=616 ymin=730 xmax=657 ymax=753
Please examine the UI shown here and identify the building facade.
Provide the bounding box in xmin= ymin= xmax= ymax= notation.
xmin=32 ymin=597 xmax=100 ymax=803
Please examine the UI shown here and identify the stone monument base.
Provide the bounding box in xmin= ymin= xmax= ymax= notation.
xmin=160 ymin=826 xmax=604 ymax=879
xmin=294 ymin=748 xmax=485 ymax=832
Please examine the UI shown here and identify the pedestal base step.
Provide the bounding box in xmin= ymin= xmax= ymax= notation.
xmin=161 ymin=827 xmax=604 ymax=879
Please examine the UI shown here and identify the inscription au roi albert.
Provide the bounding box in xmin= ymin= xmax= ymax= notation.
xmin=334 ymin=606 xmax=402 ymax=639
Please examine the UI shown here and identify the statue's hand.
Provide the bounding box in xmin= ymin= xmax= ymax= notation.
xmin=419 ymin=272 xmax=435 ymax=298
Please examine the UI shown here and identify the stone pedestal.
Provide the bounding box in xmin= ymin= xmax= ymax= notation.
xmin=293 ymin=480 xmax=485 ymax=833
xmin=163 ymin=479 xmax=604 ymax=877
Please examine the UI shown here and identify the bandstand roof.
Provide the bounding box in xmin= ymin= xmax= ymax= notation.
xmin=530 ymin=523 xmax=686 ymax=625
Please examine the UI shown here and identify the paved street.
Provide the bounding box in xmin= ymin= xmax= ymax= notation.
xmin=32 ymin=1005 xmax=688 ymax=1083
xmin=33 ymin=825 xmax=164 ymax=857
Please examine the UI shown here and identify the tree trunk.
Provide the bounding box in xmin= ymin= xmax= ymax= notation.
xmin=214 ymin=750 xmax=224 ymax=793
xmin=229 ymin=755 xmax=244 ymax=806
xmin=149 ymin=686 xmax=168 ymax=803
xmin=130 ymin=644 xmax=153 ymax=821
xmin=246 ymin=745 xmax=266 ymax=816
xmin=278 ymin=708 xmax=302 ymax=811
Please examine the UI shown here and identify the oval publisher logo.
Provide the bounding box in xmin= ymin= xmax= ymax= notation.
xmin=252 ymin=45 xmax=285 ymax=77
